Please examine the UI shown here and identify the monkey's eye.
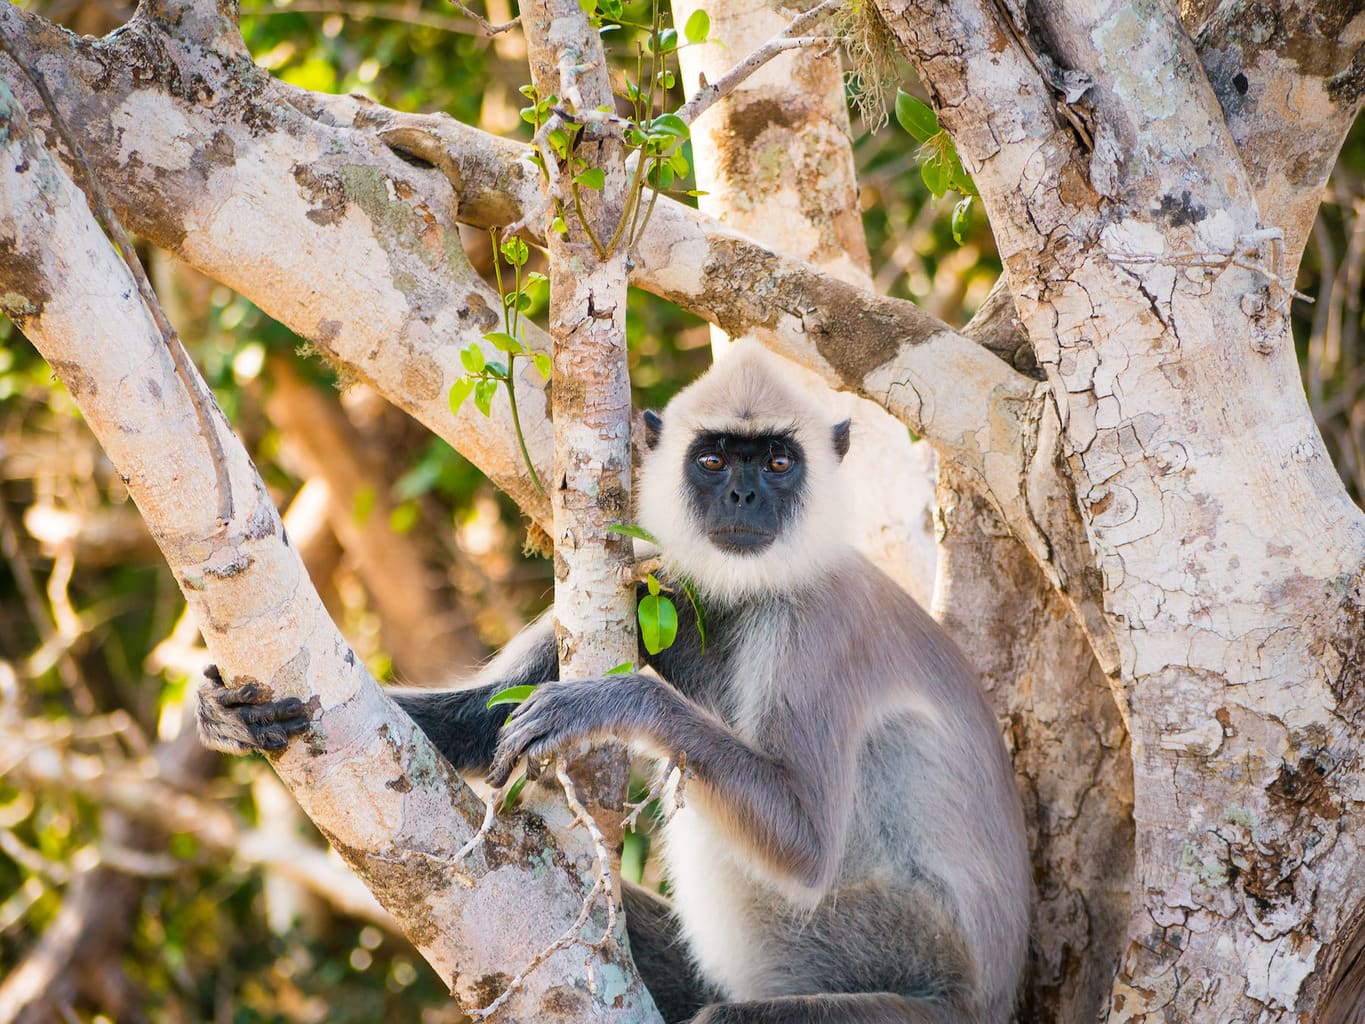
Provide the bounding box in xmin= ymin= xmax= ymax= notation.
xmin=767 ymin=453 xmax=793 ymax=473
xmin=697 ymin=453 xmax=727 ymax=472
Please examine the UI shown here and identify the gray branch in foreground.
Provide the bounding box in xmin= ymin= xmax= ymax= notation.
xmin=0 ymin=78 xmax=628 ymax=1021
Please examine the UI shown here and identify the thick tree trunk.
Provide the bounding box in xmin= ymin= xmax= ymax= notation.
xmin=878 ymin=0 xmax=1365 ymax=1017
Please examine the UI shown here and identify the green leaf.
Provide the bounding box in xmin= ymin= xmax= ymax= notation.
xmin=474 ymin=378 xmax=498 ymax=417
xmin=607 ymin=523 xmax=660 ymax=544
xmin=389 ymin=502 xmax=419 ymax=533
xmin=352 ymin=486 xmax=376 ymax=525
xmin=894 ymin=90 xmax=940 ymax=143
xmin=533 ymin=353 xmax=553 ymax=380
xmin=647 ymin=162 xmax=676 ymax=189
xmin=680 ymin=578 xmax=707 ymax=653
xmin=638 ymin=594 xmax=679 ymax=655
xmin=605 ymin=662 xmax=635 ymax=675
xmin=487 ymin=684 xmax=537 ymax=708
xmin=519 ymin=84 xmax=538 ymax=100
xmin=525 ymin=271 xmax=548 ymax=287
xmin=667 ymin=149 xmax=690 ymax=176
xmin=551 ymin=215 xmax=568 ymax=235
xmin=485 ymin=359 xmax=508 ymax=379
xmin=500 ymin=237 xmax=529 ymax=267
xmin=575 ymin=167 xmax=606 ymax=190
xmin=952 ymin=195 xmax=973 ymax=244
xmin=920 ymin=152 xmax=951 ymax=198
xmin=657 ymin=70 xmax=676 ymax=90
xmin=484 ymin=331 xmax=523 ymax=353
xmin=502 ymin=772 xmax=529 ymax=807
xmin=647 ymin=113 xmax=689 ymax=140
xmin=600 ymin=0 xmax=623 ymax=18
xmin=646 ymin=572 xmax=662 ymax=597
xmin=460 ymin=343 xmax=486 ymax=373
xmin=647 ymin=27 xmax=678 ymax=53
xmin=684 ymin=8 xmax=710 ymax=43
xmin=448 ymin=376 xmax=475 ymax=415
xmin=578 ymin=0 xmax=597 ymax=13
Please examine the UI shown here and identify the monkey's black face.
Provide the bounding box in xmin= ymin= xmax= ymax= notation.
xmin=684 ymin=432 xmax=807 ymax=554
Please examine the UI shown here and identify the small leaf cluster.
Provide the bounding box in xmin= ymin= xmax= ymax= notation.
xmin=449 ymin=235 xmax=549 ymax=495
xmin=895 ymin=90 xmax=980 ymax=243
xmin=518 ymin=2 xmax=707 ymax=257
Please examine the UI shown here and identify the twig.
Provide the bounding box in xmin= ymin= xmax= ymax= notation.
xmin=452 ymin=791 xmax=500 ymax=861
xmin=1107 ymin=228 xmax=1312 ymax=309
xmin=675 ymin=0 xmax=845 ymax=127
xmin=622 ymin=753 xmax=685 ymax=831
xmin=466 ymin=764 xmax=619 ymax=1022
xmin=0 ymin=35 xmax=235 ymax=529
xmin=445 ymin=0 xmax=518 ymax=34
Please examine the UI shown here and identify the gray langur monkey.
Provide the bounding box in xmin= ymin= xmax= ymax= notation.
xmin=198 ymin=341 xmax=1032 ymax=1024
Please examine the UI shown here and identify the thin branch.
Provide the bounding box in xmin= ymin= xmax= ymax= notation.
xmin=622 ymin=754 xmax=685 ymax=832
xmin=467 ymin=764 xmax=619 ymax=1022
xmin=675 ymin=0 xmax=844 ymax=127
xmin=0 ymin=35 xmax=235 ymax=529
xmin=445 ymin=0 xmax=518 ymax=35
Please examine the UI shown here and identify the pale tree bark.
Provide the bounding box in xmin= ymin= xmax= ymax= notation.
xmin=521 ymin=0 xmax=637 ymax=681
xmin=877 ymin=0 xmax=1365 ymax=1020
xmin=3 ymin=0 xmax=1365 ymax=1020
xmin=0 ymin=75 xmax=648 ymax=1024
xmin=671 ymin=0 xmax=938 ymax=603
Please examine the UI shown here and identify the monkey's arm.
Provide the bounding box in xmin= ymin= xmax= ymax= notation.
xmin=488 ymin=672 xmax=852 ymax=891
xmin=388 ymin=614 xmax=559 ymax=772
xmin=198 ymin=615 xmax=561 ymax=772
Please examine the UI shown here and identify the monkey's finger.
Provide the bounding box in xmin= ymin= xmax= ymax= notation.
xmin=214 ymin=682 xmax=270 ymax=707
xmin=203 ymin=664 xmax=225 ymax=687
xmin=239 ymin=697 xmax=309 ymax=726
xmin=487 ymin=753 xmax=520 ymax=788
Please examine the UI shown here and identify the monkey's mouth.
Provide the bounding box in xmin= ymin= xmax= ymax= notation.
xmin=709 ymin=525 xmax=775 ymax=553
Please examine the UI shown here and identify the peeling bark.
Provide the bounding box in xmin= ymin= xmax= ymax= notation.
xmin=879 ymin=0 xmax=1365 ymax=1017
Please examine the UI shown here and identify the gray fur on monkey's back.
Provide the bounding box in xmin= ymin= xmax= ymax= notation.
xmin=198 ymin=342 xmax=1032 ymax=1024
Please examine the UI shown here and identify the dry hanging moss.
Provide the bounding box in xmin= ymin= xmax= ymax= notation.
xmin=834 ymin=0 xmax=900 ymax=130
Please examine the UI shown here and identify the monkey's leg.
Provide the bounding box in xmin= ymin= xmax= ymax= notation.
xmin=690 ymin=993 xmax=973 ymax=1024
xmin=622 ymin=881 xmax=714 ymax=1024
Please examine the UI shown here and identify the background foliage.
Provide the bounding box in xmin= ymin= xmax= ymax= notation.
xmin=0 ymin=1 xmax=1359 ymax=1020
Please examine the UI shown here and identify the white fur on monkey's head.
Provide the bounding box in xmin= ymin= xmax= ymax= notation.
xmin=637 ymin=341 xmax=852 ymax=604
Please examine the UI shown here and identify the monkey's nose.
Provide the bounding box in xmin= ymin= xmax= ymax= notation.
xmin=729 ymin=488 xmax=757 ymax=506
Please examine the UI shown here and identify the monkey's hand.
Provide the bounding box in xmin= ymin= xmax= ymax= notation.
xmin=197 ymin=665 xmax=313 ymax=755
xmin=487 ymin=678 xmax=639 ymax=788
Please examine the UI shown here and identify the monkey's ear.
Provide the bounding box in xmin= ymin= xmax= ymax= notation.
xmin=831 ymin=418 xmax=852 ymax=462
xmin=643 ymin=410 xmax=664 ymax=449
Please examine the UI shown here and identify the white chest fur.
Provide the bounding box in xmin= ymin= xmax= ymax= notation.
xmin=659 ymin=803 xmax=771 ymax=999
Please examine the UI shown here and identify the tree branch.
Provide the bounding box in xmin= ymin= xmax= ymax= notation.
xmin=1187 ymin=0 xmax=1365 ymax=274
xmin=0 ymin=79 xmax=629 ymax=1020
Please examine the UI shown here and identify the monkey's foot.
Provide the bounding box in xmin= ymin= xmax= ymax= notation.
xmin=197 ymin=664 xmax=312 ymax=755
